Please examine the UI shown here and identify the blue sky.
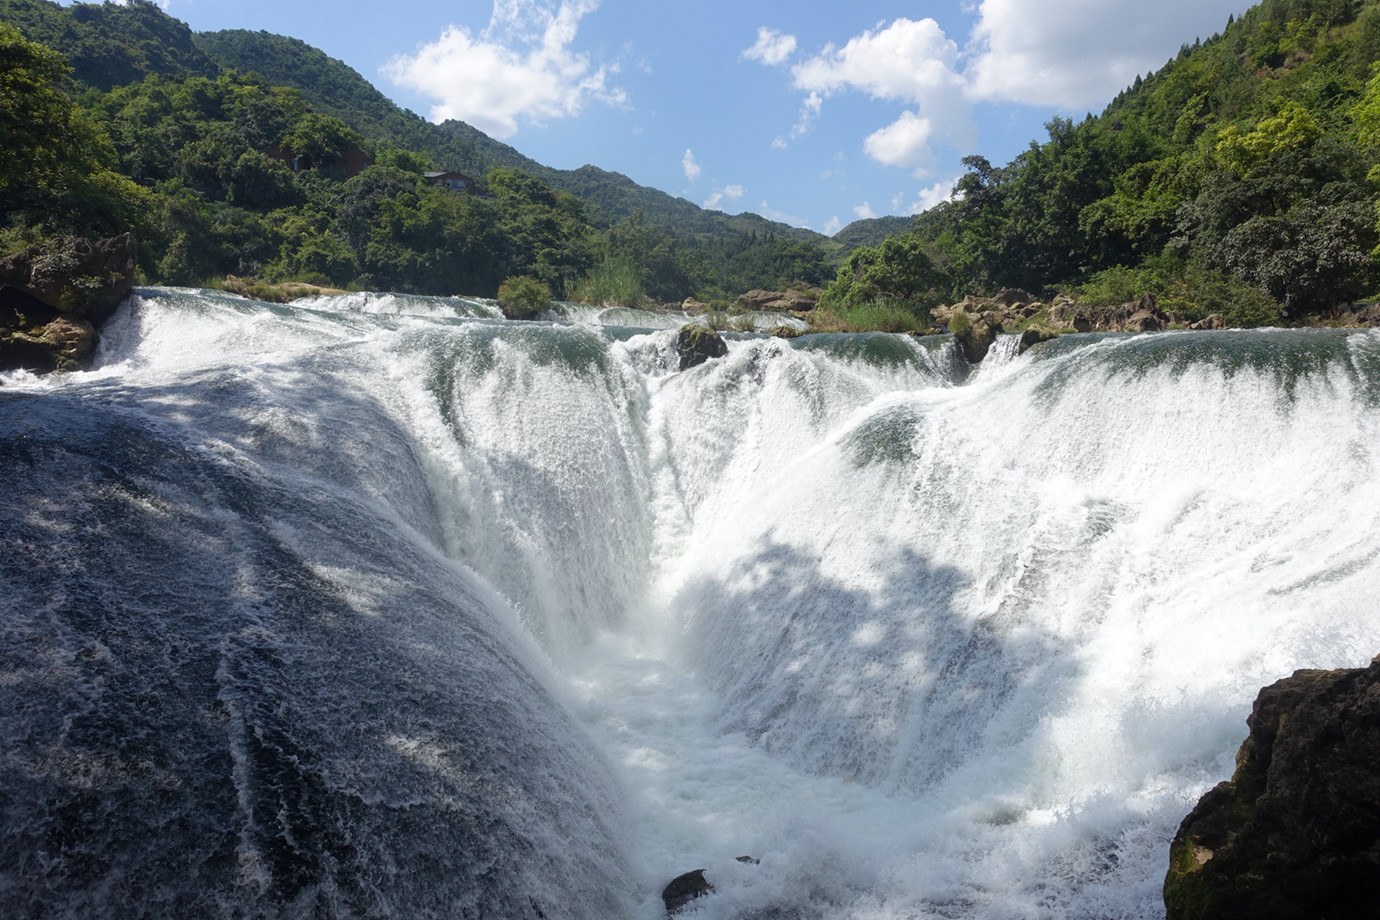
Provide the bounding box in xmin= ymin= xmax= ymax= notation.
xmin=133 ymin=0 xmax=1254 ymax=234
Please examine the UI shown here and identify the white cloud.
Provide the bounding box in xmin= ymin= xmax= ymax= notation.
xmin=966 ymin=0 xmax=1247 ymax=109
xmin=823 ymin=215 xmax=844 ymax=235
xmin=741 ymin=27 xmax=798 ymax=66
xmin=853 ymin=201 xmax=877 ymax=220
xmin=793 ymin=18 xmax=962 ymax=104
xmin=683 ymin=149 xmax=701 ymax=182
xmin=382 ymin=0 xmax=625 ymax=138
xmin=783 ymin=17 xmax=972 ymax=161
xmin=702 ymin=184 xmax=745 ymax=210
xmin=899 ymin=177 xmax=959 ymax=215
xmin=863 ymin=111 xmax=933 ymax=171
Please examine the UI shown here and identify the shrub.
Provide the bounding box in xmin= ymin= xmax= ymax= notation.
xmin=497 ymin=275 xmax=551 ymax=319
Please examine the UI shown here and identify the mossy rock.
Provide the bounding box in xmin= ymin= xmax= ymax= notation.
xmin=675 ymin=323 xmax=728 ymax=370
xmin=948 ymin=310 xmax=1001 ymax=363
xmin=1017 ymin=324 xmax=1058 ymax=354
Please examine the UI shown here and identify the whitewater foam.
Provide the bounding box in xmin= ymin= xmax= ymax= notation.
xmin=4 ymin=290 xmax=1378 ymax=919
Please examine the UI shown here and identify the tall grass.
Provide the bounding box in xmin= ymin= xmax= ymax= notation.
xmin=808 ymin=301 xmax=931 ymax=334
xmin=569 ymin=256 xmax=645 ymax=307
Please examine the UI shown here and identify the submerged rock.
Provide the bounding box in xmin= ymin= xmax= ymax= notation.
xmin=675 ymin=323 xmax=728 ymax=370
xmin=662 ymin=869 xmax=714 ymax=915
xmin=1163 ymin=657 xmax=1380 ymax=920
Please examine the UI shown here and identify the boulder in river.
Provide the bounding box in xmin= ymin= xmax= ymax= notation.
xmin=662 ymin=869 xmax=714 ymax=915
xmin=0 ymin=234 xmax=138 ymax=373
xmin=676 ymin=323 xmax=728 ymax=370
xmin=1163 ymin=657 xmax=1380 ymax=920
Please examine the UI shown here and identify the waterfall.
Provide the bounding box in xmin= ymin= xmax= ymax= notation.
xmin=2 ymin=288 xmax=1377 ymax=919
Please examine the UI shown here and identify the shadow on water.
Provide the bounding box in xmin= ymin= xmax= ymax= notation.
xmin=682 ymin=532 xmax=1077 ymax=799
xmin=0 ymin=388 xmax=633 ymax=920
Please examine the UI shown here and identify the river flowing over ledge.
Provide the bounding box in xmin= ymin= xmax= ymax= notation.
xmin=2 ymin=288 xmax=1378 ymax=919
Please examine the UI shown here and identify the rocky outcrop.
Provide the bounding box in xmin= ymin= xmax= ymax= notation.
xmin=1018 ymin=324 xmax=1059 ymax=353
xmin=0 ymin=233 xmax=137 ymax=323
xmin=1163 ymin=657 xmax=1380 ymax=920
xmin=675 ymin=323 xmax=729 ymax=370
xmin=947 ymin=309 xmax=1006 ymax=362
xmin=1189 ymin=313 xmax=1228 ymax=331
xmin=0 ymin=234 xmax=137 ymax=374
xmin=734 ymin=286 xmax=822 ymax=312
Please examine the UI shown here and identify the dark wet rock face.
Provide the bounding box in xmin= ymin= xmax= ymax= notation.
xmin=662 ymin=869 xmax=714 ymax=915
xmin=1163 ymin=657 xmax=1380 ymax=920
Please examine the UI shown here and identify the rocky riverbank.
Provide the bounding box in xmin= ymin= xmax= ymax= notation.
xmin=0 ymin=234 xmax=137 ymax=373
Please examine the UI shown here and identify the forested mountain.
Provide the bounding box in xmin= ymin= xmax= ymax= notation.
xmin=8 ymin=0 xmax=1380 ymax=321
xmin=891 ymin=0 xmax=1380 ymax=321
xmin=0 ymin=0 xmax=828 ymax=244
xmin=831 ymin=216 xmax=916 ymax=251
xmin=0 ymin=0 xmax=842 ymax=302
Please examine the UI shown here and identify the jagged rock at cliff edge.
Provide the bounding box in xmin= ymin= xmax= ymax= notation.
xmin=1163 ymin=657 xmax=1380 ymax=920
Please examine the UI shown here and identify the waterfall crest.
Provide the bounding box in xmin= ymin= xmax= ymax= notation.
xmin=3 ymin=288 xmax=1378 ymax=919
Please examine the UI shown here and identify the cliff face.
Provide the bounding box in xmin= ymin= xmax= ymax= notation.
xmin=1164 ymin=658 xmax=1380 ymax=920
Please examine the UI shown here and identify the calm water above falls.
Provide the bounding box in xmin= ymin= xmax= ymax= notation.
xmin=2 ymin=288 xmax=1377 ymax=919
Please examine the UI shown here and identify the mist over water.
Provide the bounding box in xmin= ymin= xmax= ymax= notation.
xmin=3 ymin=289 xmax=1378 ymax=919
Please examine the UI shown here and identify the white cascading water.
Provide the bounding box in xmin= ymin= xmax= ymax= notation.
xmin=2 ymin=289 xmax=1377 ymax=919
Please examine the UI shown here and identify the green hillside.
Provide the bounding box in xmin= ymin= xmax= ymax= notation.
xmin=193 ymin=28 xmax=833 ymax=246
xmin=898 ymin=0 xmax=1380 ymax=320
xmin=10 ymin=0 xmax=1380 ymax=322
xmin=0 ymin=0 xmax=841 ymax=303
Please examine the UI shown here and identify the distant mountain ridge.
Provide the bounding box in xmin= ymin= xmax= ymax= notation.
xmin=0 ymin=0 xmax=847 ymax=251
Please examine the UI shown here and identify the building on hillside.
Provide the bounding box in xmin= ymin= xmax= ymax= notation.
xmin=423 ymin=171 xmax=490 ymax=196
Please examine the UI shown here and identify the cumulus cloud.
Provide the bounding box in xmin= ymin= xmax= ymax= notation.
xmin=895 ymin=178 xmax=959 ymax=216
xmin=741 ymin=27 xmax=798 ymax=66
xmin=863 ymin=111 xmax=933 ymax=172
xmin=683 ymin=149 xmax=701 ymax=182
xmin=781 ymin=17 xmax=972 ymax=164
xmin=966 ymin=0 xmax=1247 ymax=108
xmin=822 ymin=215 xmax=844 ymax=235
xmin=383 ymin=0 xmax=625 ymax=138
xmin=853 ymin=201 xmax=877 ymax=220
xmin=792 ymin=18 xmax=962 ymax=105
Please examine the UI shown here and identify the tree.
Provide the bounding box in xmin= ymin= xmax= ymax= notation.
xmin=0 ymin=24 xmax=149 ymax=238
xmin=820 ymin=235 xmax=949 ymax=316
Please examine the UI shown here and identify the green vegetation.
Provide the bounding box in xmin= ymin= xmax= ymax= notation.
xmin=0 ymin=23 xmax=152 ymax=244
xmin=570 ymin=256 xmax=646 ymax=307
xmin=8 ymin=0 xmax=1380 ymax=329
xmin=497 ymin=275 xmax=551 ymax=319
xmin=806 ymin=235 xmax=946 ymax=333
xmin=0 ymin=0 xmax=838 ymax=305
xmin=899 ymin=0 xmax=1380 ymax=323
xmin=808 ymin=301 xmax=932 ymax=335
